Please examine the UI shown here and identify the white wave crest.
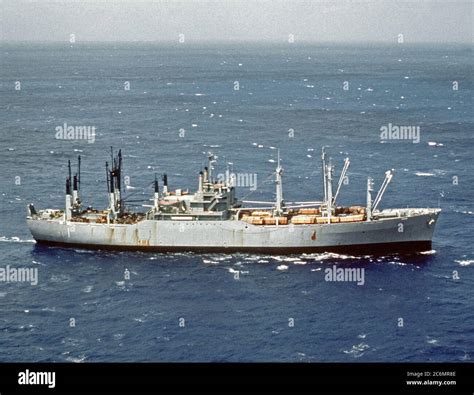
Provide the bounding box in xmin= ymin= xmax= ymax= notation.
xmin=455 ymin=259 xmax=473 ymax=266
xmin=0 ymin=236 xmax=36 ymax=243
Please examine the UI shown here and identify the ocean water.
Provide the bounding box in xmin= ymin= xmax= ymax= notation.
xmin=0 ymin=43 xmax=473 ymax=362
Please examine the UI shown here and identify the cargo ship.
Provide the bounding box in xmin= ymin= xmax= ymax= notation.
xmin=26 ymin=148 xmax=441 ymax=254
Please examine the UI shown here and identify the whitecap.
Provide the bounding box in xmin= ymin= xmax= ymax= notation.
xmin=51 ymin=274 xmax=70 ymax=283
xmin=66 ymin=355 xmax=86 ymax=363
xmin=277 ymin=265 xmax=288 ymax=271
xmin=302 ymin=252 xmax=358 ymax=261
xmin=455 ymin=259 xmax=473 ymax=266
xmin=454 ymin=210 xmax=473 ymax=216
xmin=0 ymin=236 xmax=35 ymax=243
xmin=283 ymin=257 xmax=301 ymax=262
xmin=415 ymin=172 xmax=435 ymax=177
xmin=292 ymin=261 xmax=306 ymax=265
xmin=343 ymin=343 xmax=370 ymax=357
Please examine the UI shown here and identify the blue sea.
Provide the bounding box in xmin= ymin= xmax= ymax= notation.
xmin=0 ymin=42 xmax=472 ymax=362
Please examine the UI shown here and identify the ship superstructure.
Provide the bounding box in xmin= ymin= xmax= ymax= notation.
xmin=27 ymin=148 xmax=441 ymax=254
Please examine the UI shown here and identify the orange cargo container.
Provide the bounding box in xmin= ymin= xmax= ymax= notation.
xmin=263 ymin=217 xmax=276 ymax=225
xmin=339 ymin=214 xmax=364 ymax=223
xmin=291 ymin=215 xmax=317 ymax=224
xmin=298 ymin=208 xmax=319 ymax=215
xmin=251 ymin=211 xmax=271 ymax=217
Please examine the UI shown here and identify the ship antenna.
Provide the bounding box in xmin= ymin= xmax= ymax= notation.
xmin=321 ymin=147 xmax=327 ymax=205
xmin=77 ymin=155 xmax=81 ymax=191
xmin=105 ymin=161 xmax=110 ymax=193
xmin=68 ymin=159 xmax=72 ymax=183
xmin=117 ymin=149 xmax=122 ymax=194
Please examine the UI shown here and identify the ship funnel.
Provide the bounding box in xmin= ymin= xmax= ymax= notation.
xmin=72 ymin=174 xmax=79 ymax=206
xmin=154 ymin=174 xmax=159 ymax=194
xmin=27 ymin=203 xmax=37 ymax=217
xmin=203 ymin=167 xmax=208 ymax=184
xmin=162 ymin=173 xmax=168 ymax=195
xmin=207 ymin=153 xmax=216 ymax=182
xmin=154 ymin=174 xmax=159 ymax=210
xmin=65 ymin=177 xmax=72 ymax=220
xmin=108 ymin=170 xmax=116 ymax=217
xmin=198 ymin=171 xmax=203 ymax=192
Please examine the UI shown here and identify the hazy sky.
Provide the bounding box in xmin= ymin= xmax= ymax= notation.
xmin=1 ymin=0 xmax=472 ymax=43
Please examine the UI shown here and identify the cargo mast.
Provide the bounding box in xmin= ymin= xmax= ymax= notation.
xmin=321 ymin=147 xmax=327 ymax=204
xmin=274 ymin=150 xmax=284 ymax=216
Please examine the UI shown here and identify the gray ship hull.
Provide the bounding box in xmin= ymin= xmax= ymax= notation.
xmin=27 ymin=208 xmax=440 ymax=254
